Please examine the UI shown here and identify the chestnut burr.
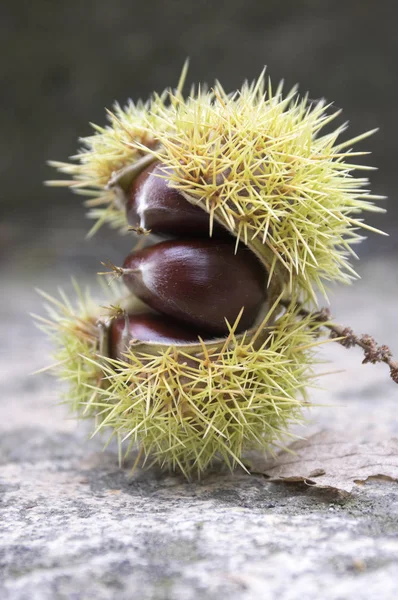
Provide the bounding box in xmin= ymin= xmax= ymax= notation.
xmin=126 ymin=161 xmax=227 ymax=237
xmin=121 ymin=239 xmax=267 ymax=335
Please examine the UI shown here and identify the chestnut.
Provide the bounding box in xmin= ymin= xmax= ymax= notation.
xmin=109 ymin=312 xmax=207 ymax=359
xmin=121 ymin=239 xmax=267 ymax=335
xmin=126 ymin=161 xmax=227 ymax=237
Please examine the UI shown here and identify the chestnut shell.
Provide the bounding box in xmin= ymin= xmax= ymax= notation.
xmin=122 ymin=239 xmax=267 ymax=335
xmin=126 ymin=161 xmax=228 ymax=238
xmin=109 ymin=312 xmax=208 ymax=359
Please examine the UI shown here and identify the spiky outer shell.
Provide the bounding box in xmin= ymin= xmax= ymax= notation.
xmin=37 ymin=285 xmax=321 ymax=477
xmin=48 ymin=68 xmax=384 ymax=299
xmin=42 ymin=67 xmax=385 ymax=476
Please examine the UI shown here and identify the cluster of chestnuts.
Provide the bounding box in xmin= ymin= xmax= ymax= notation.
xmin=108 ymin=161 xmax=269 ymax=359
xmin=43 ymin=69 xmax=392 ymax=476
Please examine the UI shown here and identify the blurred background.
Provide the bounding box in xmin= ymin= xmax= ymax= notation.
xmin=1 ymin=0 xmax=397 ymax=285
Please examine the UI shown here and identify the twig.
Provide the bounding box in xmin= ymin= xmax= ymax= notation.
xmin=281 ymin=299 xmax=398 ymax=384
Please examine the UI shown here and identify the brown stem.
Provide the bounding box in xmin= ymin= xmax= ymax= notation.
xmin=98 ymin=260 xmax=139 ymax=284
xmin=98 ymin=260 xmax=125 ymax=280
xmin=127 ymin=225 xmax=152 ymax=236
xmin=281 ymin=299 xmax=398 ymax=384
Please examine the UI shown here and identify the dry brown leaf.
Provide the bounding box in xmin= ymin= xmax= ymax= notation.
xmin=247 ymin=431 xmax=398 ymax=493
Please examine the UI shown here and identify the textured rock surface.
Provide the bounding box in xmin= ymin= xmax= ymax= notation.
xmin=0 ymin=256 xmax=397 ymax=599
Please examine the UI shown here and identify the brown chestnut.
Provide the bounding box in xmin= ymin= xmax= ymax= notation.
xmin=109 ymin=313 xmax=206 ymax=359
xmin=126 ymin=161 xmax=227 ymax=237
xmin=121 ymin=239 xmax=267 ymax=335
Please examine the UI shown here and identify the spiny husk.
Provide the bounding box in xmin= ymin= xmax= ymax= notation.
xmin=46 ymin=63 xmax=192 ymax=236
xmin=34 ymin=282 xmax=104 ymax=414
xmin=136 ymin=75 xmax=385 ymax=301
xmin=48 ymin=67 xmax=385 ymax=298
xmin=34 ymin=280 xmax=141 ymax=414
xmin=35 ymin=283 xmax=323 ymax=478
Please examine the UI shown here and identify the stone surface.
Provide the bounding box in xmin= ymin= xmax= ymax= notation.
xmin=0 ymin=255 xmax=397 ymax=599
